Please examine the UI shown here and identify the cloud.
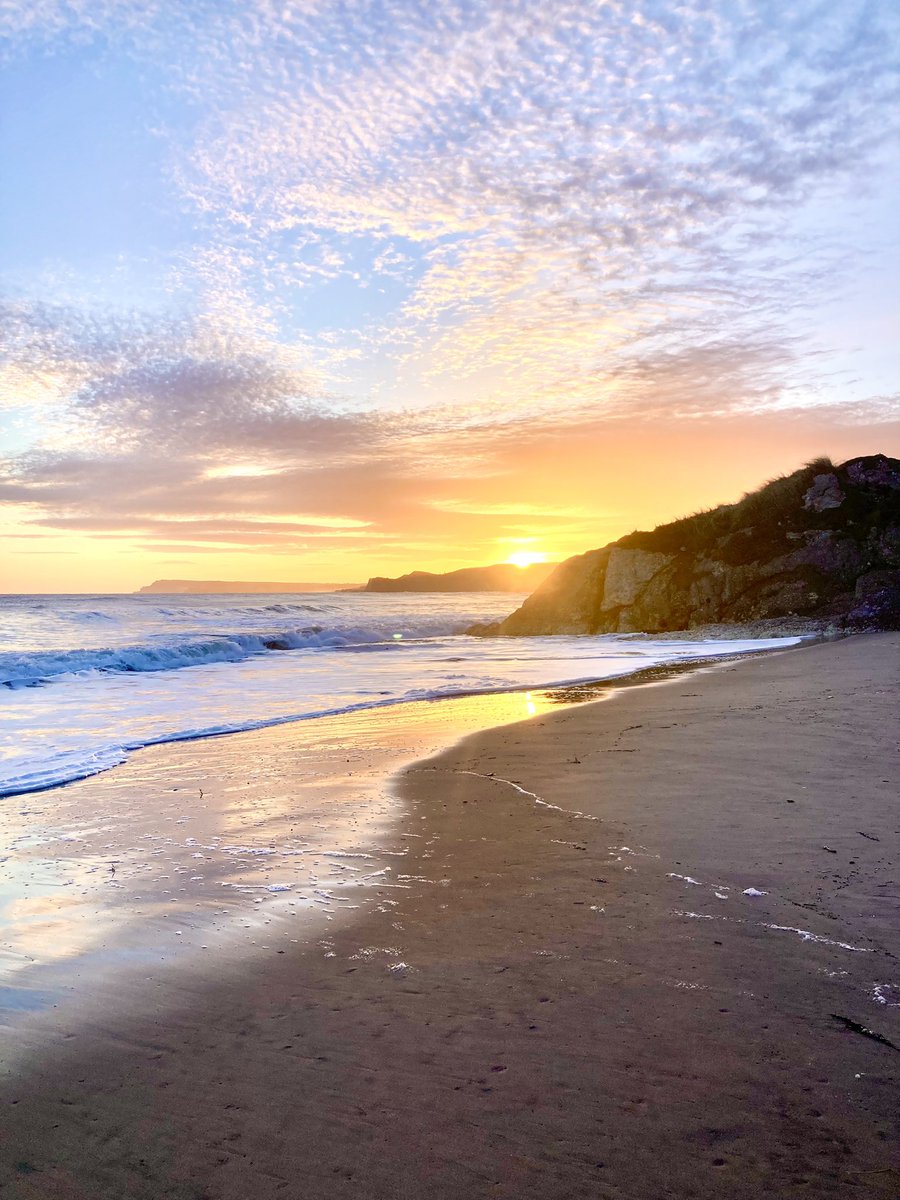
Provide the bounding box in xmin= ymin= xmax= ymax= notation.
xmin=160 ymin=0 xmax=900 ymax=409
xmin=428 ymin=499 xmax=594 ymax=520
xmin=9 ymin=1 xmax=895 ymax=413
xmin=0 ymin=299 xmax=394 ymax=485
xmin=1 ymin=290 xmax=895 ymax=557
xmin=0 ymin=0 xmax=897 ymax=575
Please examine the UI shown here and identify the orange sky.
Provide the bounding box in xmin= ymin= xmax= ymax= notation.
xmin=1 ymin=2 xmax=898 ymax=593
xmin=3 ymin=411 xmax=896 ymax=593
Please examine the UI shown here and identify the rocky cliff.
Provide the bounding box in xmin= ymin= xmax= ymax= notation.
xmin=471 ymin=455 xmax=900 ymax=636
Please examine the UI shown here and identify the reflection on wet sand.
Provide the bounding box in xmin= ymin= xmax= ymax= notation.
xmin=0 ymin=686 xmax=559 ymax=1026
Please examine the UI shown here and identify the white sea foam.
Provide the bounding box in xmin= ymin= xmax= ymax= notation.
xmin=762 ymin=924 xmax=873 ymax=952
xmin=0 ymin=592 xmax=803 ymax=798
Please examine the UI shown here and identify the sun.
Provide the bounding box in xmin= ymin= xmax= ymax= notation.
xmin=507 ymin=550 xmax=547 ymax=568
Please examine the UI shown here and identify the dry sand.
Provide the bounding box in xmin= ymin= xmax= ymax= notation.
xmin=0 ymin=633 xmax=897 ymax=1199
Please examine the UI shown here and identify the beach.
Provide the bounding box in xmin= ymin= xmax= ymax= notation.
xmin=0 ymin=632 xmax=897 ymax=1198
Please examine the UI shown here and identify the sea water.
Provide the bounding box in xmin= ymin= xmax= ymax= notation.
xmin=0 ymin=591 xmax=802 ymax=798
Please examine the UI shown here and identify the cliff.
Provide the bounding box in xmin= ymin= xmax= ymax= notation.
xmin=364 ymin=561 xmax=557 ymax=593
xmin=472 ymin=455 xmax=900 ymax=636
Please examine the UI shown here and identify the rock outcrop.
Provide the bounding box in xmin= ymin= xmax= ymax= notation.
xmin=471 ymin=456 xmax=900 ymax=636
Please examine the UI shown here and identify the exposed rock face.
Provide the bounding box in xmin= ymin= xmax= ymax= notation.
xmin=600 ymin=548 xmax=672 ymax=610
xmin=845 ymin=457 xmax=900 ymax=490
xmin=473 ymin=455 xmax=900 ymax=636
xmin=802 ymin=473 xmax=844 ymax=512
xmin=466 ymin=550 xmax=610 ymax=634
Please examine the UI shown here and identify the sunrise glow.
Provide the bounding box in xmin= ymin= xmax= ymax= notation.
xmin=0 ymin=2 xmax=896 ymax=593
xmin=507 ymin=551 xmax=548 ymax=569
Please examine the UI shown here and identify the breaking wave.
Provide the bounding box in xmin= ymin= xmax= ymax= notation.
xmin=0 ymin=620 xmax=464 ymax=687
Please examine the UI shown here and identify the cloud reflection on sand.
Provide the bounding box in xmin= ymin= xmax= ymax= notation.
xmin=0 ymin=686 xmax=553 ymax=1029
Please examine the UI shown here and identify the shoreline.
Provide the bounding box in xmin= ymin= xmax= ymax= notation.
xmin=0 ymin=637 xmax=807 ymax=1033
xmin=0 ymin=685 xmax=581 ymax=1042
xmin=1 ymin=623 xmax=809 ymax=802
xmin=0 ymin=632 xmax=897 ymax=1198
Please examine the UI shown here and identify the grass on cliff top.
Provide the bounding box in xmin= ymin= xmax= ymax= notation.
xmin=617 ymin=458 xmax=836 ymax=558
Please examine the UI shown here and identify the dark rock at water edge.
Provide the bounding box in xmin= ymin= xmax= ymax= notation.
xmin=470 ymin=455 xmax=900 ymax=636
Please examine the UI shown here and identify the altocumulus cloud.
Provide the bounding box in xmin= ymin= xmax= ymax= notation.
xmin=0 ymin=300 xmax=525 ymax=545
xmin=171 ymin=0 xmax=900 ymax=405
xmin=0 ymin=0 xmax=898 ymax=548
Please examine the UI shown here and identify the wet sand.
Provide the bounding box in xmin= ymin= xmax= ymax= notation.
xmin=0 ymin=633 xmax=898 ymax=1198
xmin=0 ymin=687 xmax=567 ymax=1045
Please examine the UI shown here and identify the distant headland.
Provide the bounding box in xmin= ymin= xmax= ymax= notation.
xmin=137 ymin=580 xmax=355 ymax=594
xmin=136 ymin=561 xmax=558 ymax=595
xmin=363 ymin=561 xmax=558 ymax=593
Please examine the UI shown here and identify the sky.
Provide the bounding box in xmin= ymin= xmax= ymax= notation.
xmin=0 ymin=0 xmax=898 ymax=592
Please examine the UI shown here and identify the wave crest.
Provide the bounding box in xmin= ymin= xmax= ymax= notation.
xmin=0 ymin=620 xmax=462 ymax=687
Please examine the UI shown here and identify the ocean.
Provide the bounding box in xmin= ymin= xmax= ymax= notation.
xmin=0 ymin=591 xmax=803 ymax=799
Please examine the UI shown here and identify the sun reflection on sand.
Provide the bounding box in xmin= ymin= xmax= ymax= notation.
xmin=0 ymin=687 xmax=560 ymax=1024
